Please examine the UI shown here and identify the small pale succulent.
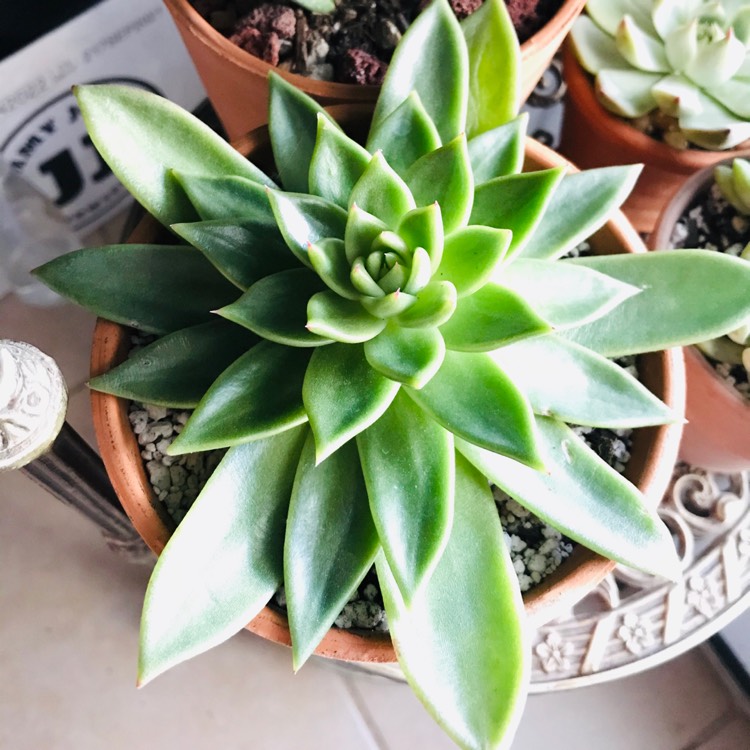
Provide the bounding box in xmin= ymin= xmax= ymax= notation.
xmin=35 ymin=1 xmax=750 ymax=748
xmin=571 ymin=0 xmax=750 ymax=149
xmin=715 ymin=156 xmax=750 ymax=213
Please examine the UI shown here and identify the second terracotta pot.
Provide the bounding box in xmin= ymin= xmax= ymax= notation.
xmin=91 ymin=105 xmax=685 ymax=662
xmin=560 ymin=44 xmax=744 ymax=234
xmin=163 ymin=0 xmax=587 ymax=141
xmin=650 ymin=154 xmax=750 ymax=472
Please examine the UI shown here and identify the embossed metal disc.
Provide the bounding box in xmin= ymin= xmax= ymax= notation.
xmin=0 ymin=340 xmax=68 ymax=471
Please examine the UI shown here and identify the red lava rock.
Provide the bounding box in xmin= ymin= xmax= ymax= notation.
xmin=235 ymin=3 xmax=296 ymax=40
xmin=506 ymin=0 xmax=559 ymax=41
xmin=340 ymin=48 xmax=388 ymax=86
xmin=448 ymin=0 xmax=483 ymax=20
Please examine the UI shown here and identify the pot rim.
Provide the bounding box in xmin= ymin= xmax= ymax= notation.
xmin=163 ymin=0 xmax=587 ymax=96
xmin=91 ymin=104 xmax=685 ymax=663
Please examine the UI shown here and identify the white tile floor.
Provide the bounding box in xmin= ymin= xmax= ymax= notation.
xmin=2 ymin=268 xmax=750 ymax=749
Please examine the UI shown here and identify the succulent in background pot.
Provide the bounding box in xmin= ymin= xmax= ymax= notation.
xmin=163 ymin=0 xmax=588 ymax=140
xmin=34 ymin=1 xmax=750 ymax=748
xmin=561 ymin=0 xmax=750 ymax=232
xmin=651 ymin=153 xmax=750 ymax=471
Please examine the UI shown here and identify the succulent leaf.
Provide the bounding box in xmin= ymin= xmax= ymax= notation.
xmin=519 ymin=166 xmax=642 ymax=261
xmin=73 ymin=84 xmax=274 ymax=228
xmin=268 ymin=73 xmax=338 ymax=193
xmin=309 ymin=115 xmax=371 ymax=208
xmin=470 ymin=168 xmax=565 ymax=258
xmin=364 ymin=322 xmax=446 ymax=388
xmin=172 ymin=173 xmax=275 ymax=223
xmin=172 ymin=219 xmax=297 ymax=290
xmin=217 ymin=268 xmax=328 ymax=346
xmin=345 ymin=205 xmax=390 ymax=264
xmin=406 ymin=350 xmax=543 ymax=469
xmin=349 ymin=151 xmax=416 ymax=228
xmin=307 ymin=238 xmax=361 ymax=299
xmin=137 ymin=426 xmax=307 ymax=687
xmin=307 ymin=291 xmax=386 ymax=342
xmin=457 ymin=418 xmax=681 ymax=580
xmin=365 ymin=92 xmax=443 ymax=176
xmin=370 ymin=0 xmax=469 ymax=144
xmin=378 ymin=454 xmax=528 ymax=750
xmin=499 ymin=258 xmax=641 ymax=329
xmin=715 ymin=158 xmax=750 ymax=214
xmin=404 ymin=134 xmax=473 ymax=234
xmin=361 ymin=289 xmax=418 ymax=317
xmin=461 ymin=0 xmax=520 ymax=136
xmin=565 ymin=250 xmax=750 ymax=356
xmin=615 ymin=15 xmax=670 ymax=72
xmin=439 ymin=283 xmax=551 ymax=352
xmin=357 ymin=391 xmax=454 ymax=601
xmin=397 ymin=204 xmax=445 ymax=271
xmin=466 ymin=114 xmax=528 ymax=183
xmin=168 ymin=341 xmax=310 ymax=454
xmin=437 ymin=226 xmax=511 ymax=296
xmin=490 ymin=335 xmax=676 ymax=428
xmin=397 ymin=281 xmax=458 ymax=328
xmin=303 ymin=343 xmax=400 ymax=463
xmin=285 ymin=433 xmax=379 ymax=670
xmin=33 ymin=245 xmax=238 ymax=335
xmin=88 ymin=320 xmax=257 ymax=408
xmin=267 ymin=190 xmax=348 ymax=267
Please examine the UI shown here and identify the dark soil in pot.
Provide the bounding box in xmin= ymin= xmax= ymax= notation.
xmin=669 ymin=182 xmax=750 ymax=400
xmin=191 ymin=0 xmax=563 ymax=84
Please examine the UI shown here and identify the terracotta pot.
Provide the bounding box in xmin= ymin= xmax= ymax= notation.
xmin=650 ymin=153 xmax=750 ymax=472
xmin=90 ymin=104 xmax=685 ymax=662
xmin=162 ymin=0 xmax=587 ymax=141
xmin=560 ymin=44 xmax=744 ymax=234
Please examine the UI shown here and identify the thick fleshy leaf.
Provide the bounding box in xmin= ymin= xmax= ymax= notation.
xmin=137 ymin=427 xmax=306 ymax=686
xmin=490 ymin=335 xmax=676 ymax=427
xmin=268 ymin=191 xmax=348 ymax=267
xmin=172 ymin=219 xmax=297 ymax=290
xmin=73 ymin=84 xmax=273 ymax=227
xmin=470 ymin=168 xmax=565 ymax=258
xmin=569 ymin=15 xmax=630 ymax=74
xmin=457 ymin=418 xmax=681 ymax=579
xmin=217 ymin=269 xmax=328 ymax=347
xmin=366 ymin=92 xmax=442 ymax=176
xmin=361 ymin=289 xmax=417 ymax=318
xmin=397 ymin=204 xmax=445 ymax=271
xmin=440 ymin=283 xmax=551 ymax=352
xmin=437 ymin=226 xmax=510 ymax=296
xmin=587 ymin=0 xmax=656 ymax=37
xmin=680 ymin=89 xmax=750 ymax=150
xmin=349 ymin=152 xmax=416 ymax=228
xmin=564 ymin=250 xmax=750 ymax=356
xmin=615 ymin=16 xmax=670 ymax=73
xmin=303 ymin=343 xmax=400 ymax=462
xmin=345 ymin=205 xmax=389 ymax=265
xmin=307 ymin=238 xmax=359 ymax=299
xmin=268 ymin=73 xmax=337 ymax=193
xmin=168 ymin=342 xmax=310 ymax=454
xmin=307 ymin=291 xmax=386 ymax=342
xmin=519 ymin=166 xmax=642 ymax=260
xmin=309 ymin=115 xmax=371 ymax=208
xmin=364 ymin=323 xmax=446 ymax=388
xmin=498 ymin=258 xmax=640 ymax=328
xmin=34 ymin=245 xmax=238 ymax=335
xmin=378 ymin=453 xmax=528 ymax=750
xmin=397 ymin=281 xmax=458 ymax=328
xmin=461 ymin=0 xmax=520 ymax=136
xmin=370 ymin=0 xmax=468 ymax=144
xmin=172 ymin=173 xmax=275 ymax=223
xmin=285 ymin=434 xmax=379 ymax=669
xmin=467 ymin=114 xmax=528 ymax=183
xmin=711 ymin=77 xmax=750 ymax=120
xmin=405 ymin=135 xmax=473 ymax=233
xmin=357 ymin=391 xmax=454 ymax=601
xmin=89 ymin=320 xmax=257 ymax=407
xmin=595 ymin=68 xmax=660 ymax=118
xmin=405 ymin=350 xmax=542 ymax=468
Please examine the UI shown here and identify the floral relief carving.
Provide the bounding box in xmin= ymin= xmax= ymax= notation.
xmin=535 ymin=632 xmax=574 ymax=674
xmin=686 ymin=575 xmax=723 ymax=620
xmin=617 ymin=613 xmax=654 ymax=655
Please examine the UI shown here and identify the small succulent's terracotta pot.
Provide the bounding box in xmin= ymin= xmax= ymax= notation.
xmin=91 ymin=105 xmax=685 ymax=662
xmin=560 ymin=44 xmax=744 ymax=234
xmin=163 ymin=0 xmax=587 ymax=141
xmin=650 ymin=154 xmax=750 ymax=472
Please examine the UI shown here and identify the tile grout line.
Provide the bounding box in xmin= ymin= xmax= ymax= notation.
xmin=341 ymin=675 xmax=392 ymax=750
xmin=677 ymin=708 xmax=741 ymax=750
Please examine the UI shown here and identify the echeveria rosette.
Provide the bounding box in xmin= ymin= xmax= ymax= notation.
xmin=571 ymin=0 xmax=750 ymax=149
xmin=32 ymin=1 xmax=750 ymax=749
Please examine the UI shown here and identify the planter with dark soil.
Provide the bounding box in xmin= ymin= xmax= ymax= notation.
xmin=164 ymin=0 xmax=586 ymax=139
xmin=650 ymin=154 xmax=750 ymax=472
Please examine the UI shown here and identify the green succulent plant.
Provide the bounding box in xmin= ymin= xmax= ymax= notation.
xmin=34 ymin=1 xmax=750 ymax=748
xmin=570 ymin=0 xmax=750 ymax=149
xmin=716 ymin=156 xmax=750 ymax=213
